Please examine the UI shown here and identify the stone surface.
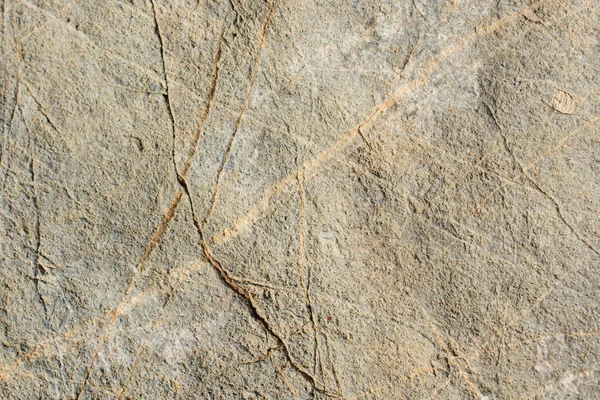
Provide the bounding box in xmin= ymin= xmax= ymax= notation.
xmin=1 ymin=0 xmax=599 ymax=398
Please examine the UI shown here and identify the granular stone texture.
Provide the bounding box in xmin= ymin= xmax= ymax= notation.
xmin=1 ymin=0 xmax=599 ymax=398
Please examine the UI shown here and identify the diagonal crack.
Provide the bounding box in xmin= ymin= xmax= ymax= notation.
xmin=146 ymin=0 xmax=321 ymax=394
xmin=417 ymin=303 xmax=485 ymax=399
xmin=169 ymin=0 xmax=322 ymax=392
xmin=180 ymin=29 xmax=225 ymax=177
xmin=149 ymin=0 xmax=179 ymax=179
xmin=211 ymin=0 xmax=548 ymax=248
xmin=6 ymin=1 xmax=565 ymax=392
xmin=21 ymin=81 xmax=62 ymax=139
xmin=296 ymin=168 xmax=325 ymax=387
xmin=476 ymin=114 xmax=600 ymax=212
xmin=20 ymin=106 xmax=51 ymax=329
xmin=483 ymin=99 xmax=599 ymax=257
xmin=203 ymin=0 xmax=277 ymax=226
xmin=482 ymin=99 xmax=519 ymax=167
xmin=75 ymin=8 xmax=229 ymax=396
xmin=178 ymin=179 xmax=321 ymax=393
xmin=76 ymin=1 xmax=192 ymax=396
xmin=115 ymin=346 xmax=147 ymax=400
xmin=524 ymin=174 xmax=600 ymax=257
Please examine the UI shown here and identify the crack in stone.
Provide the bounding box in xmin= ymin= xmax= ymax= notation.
xmin=476 ymin=114 xmax=600 ymax=212
xmin=75 ymin=2 xmax=183 ymax=393
xmin=149 ymin=0 xmax=179 ymax=182
xmin=417 ymin=304 xmax=485 ymax=399
xmin=204 ymin=0 xmax=277 ymax=227
xmin=180 ymin=181 xmax=322 ymax=394
xmin=211 ymin=0 xmax=545 ymax=248
xmin=483 ymin=99 xmax=599 ymax=258
xmin=115 ymin=345 xmax=146 ymax=400
xmin=525 ymin=174 xmax=600 ymax=257
xmin=21 ymin=103 xmax=51 ymax=329
xmin=19 ymin=0 xmax=166 ymax=84
xmin=132 ymin=0 xmax=322 ymax=395
xmin=166 ymin=2 xmax=326 ymax=392
xmin=296 ymin=167 xmax=330 ymax=392
xmin=180 ymin=28 xmax=225 ymax=178
xmin=5 ymin=0 xmax=597 ymax=396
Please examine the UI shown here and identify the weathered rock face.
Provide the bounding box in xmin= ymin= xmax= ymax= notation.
xmin=1 ymin=0 xmax=599 ymax=398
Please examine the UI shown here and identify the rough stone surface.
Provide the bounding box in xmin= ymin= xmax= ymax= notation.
xmin=1 ymin=0 xmax=599 ymax=398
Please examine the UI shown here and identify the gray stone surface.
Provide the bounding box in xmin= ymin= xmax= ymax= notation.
xmin=1 ymin=0 xmax=599 ymax=398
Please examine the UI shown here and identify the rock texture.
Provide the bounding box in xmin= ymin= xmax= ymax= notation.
xmin=1 ymin=0 xmax=600 ymax=398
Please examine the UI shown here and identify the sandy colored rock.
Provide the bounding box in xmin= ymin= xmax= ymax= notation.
xmin=1 ymin=0 xmax=599 ymax=399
